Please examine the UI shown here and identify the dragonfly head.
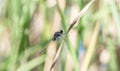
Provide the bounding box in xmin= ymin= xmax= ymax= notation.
xmin=60 ymin=30 xmax=63 ymax=34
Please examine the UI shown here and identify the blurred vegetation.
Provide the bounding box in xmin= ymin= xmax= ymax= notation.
xmin=0 ymin=0 xmax=120 ymax=71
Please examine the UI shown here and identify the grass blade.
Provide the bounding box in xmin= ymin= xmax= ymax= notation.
xmin=50 ymin=0 xmax=94 ymax=70
xmin=17 ymin=55 xmax=45 ymax=71
xmin=81 ymin=22 xmax=100 ymax=71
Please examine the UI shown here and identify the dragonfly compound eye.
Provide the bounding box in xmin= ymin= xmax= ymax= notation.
xmin=60 ymin=30 xmax=63 ymax=34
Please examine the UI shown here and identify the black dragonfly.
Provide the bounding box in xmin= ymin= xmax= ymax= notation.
xmin=52 ymin=30 xmax=63 ymax=41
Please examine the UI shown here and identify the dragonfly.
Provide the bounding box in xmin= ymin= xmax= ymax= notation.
xmin=52 ymin=30 xmax=63 ymax=41
xmin=37 ymin=29 xmax=64 ymax=55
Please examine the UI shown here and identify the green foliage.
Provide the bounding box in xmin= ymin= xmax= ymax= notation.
xmin=0 ymin=0 xmax=120 ymax=71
